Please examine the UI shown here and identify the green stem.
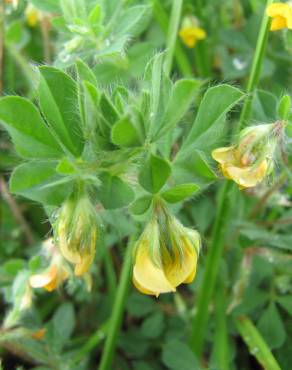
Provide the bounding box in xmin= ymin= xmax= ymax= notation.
xmin=104 ymin=247 xmax=117 ymax=303
xmin=193 ymin=0 xmax=210 ymax=77
xmin=0 ymin=0 xmax=5 ymax=96
xmin=214 ymin=277 xmax=229 ymax=370
xmin=190 ymin=180 xmax=232 ymax=356
xmin=152 ymin=0 xmax=193 ymax=77
xmin=238 ymin=0 xmax=273 ymax=128
xmin=164 ymin=0 xmax=184 ymax=76
xmin=98 ymin=236 xmax=135 ymax=370
xmin=190 ymin=0 xmax=273 ymax=357
xmin=235 ymin=316 xmax=281 ymax=370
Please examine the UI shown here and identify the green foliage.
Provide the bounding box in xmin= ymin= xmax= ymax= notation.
xmin=1 ymin=1 xmax=292 ymax=370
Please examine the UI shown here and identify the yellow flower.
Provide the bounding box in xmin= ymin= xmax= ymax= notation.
xmin=266 ymin=3 xmax=292 ymax=31
xmin=30 ymin=239 xmax=69 ymax=292
xmin=25 ymin=5 xmax=40 ymax=27
xmin=212 ymin=123 xmax=281 ymax=189
xmin=179 ymin=15 xmax=206 ymax=48
xmin=57 ymin=194 xmax=98 ymax=276
xmin=133 ymin=210 xmax=200 ymax=297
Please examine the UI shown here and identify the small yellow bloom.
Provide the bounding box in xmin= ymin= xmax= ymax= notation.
xmin=212 ymin=123 xmax=281 ymax=189
xmin=133 ymin=210 xmax=200 ymax=297
xmin=30 ymin=239 xmax=69 ymax=292
xmin=266 ymin=3 xmax=292 ymax=31
xmin=179 ymin=15 xmax=206 ymax=48
xmin=25 ymin=5 xmax=40 ymax=28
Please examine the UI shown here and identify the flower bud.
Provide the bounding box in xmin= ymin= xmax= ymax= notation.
xmin=133 ymin=204 xmax=200 ymax=296
xmin=56 ymin=193 xmax=98 ymax=276
xmin=212 ymin=122 xmax=283 ymax=189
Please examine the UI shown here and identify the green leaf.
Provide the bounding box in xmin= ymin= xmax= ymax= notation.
xmin=130 ymin=195 xmax=152 ymax=215
xmin=252 ymin=90 xmax=277 ymax=122
xmin=180 ymin=85 xmax=244 ymax=155
xmin=139 ymin=154 xmax=171 ymax=194
xmin=174 ymin=150 xmax=216 ymax=184
xmin=96 ymin=172 xmax=134 ymax=209
xmin=236 ymin=316 xmax=282 ymax=370
xmin=88 ymin=3 xmax=102 ymax=30
xmin=276 ymin=296 xmax=292 ymax=316
xmin=0 ymin=96 xmax=63 ymax=159
xmin=39 ymin=66 xmax=84 ymax=157
xmin=53 ymin=303 xmax=75 ymax=343
xmin=111 ymin=117 xmax=141 ymax=147
xmin=76 ymin=59 xmax=97 ymax=85
xmin=161 ymin=183 xmax=199 ymax=203
xmin=162 ymin=339 xmax=201 ymax=370
xmin=154 ymin=79 xmax=202 ymax=139
xmin=126 ymin=293 xmax=156 ymax=318
xmin=10 ymin=161 xmax=72 ymax=205
xmin=114 ymin=5 xmax=151 ymax=37
xmin=30 ymin=0 xmax=61 ymax=12
xmin=257 ymin=303 xmax=286 ymax=349
xmin=277 ymin=95 xmax=291 ymax=121
xmin=100 ymin=93 xmax=119 ymax=125
xmin=141 ymin=311 xmax=164 ymax=339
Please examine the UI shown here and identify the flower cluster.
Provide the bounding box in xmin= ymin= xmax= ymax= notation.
xmin=133 ymin=203 xmax=201 ymax=296
xmin=212 ymin=122 xmax=284 ymax=189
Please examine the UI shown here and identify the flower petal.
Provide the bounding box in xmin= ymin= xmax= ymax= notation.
xmin=270 ymin=15 xmax=287 ymax=31
xmin=212 ymin=146 xmax=236 ymax=164
xmin=164 ymin=245 xmax=197 ymax=288
xmin=30 ymin=265 xmax=57 ymax=289
xmin=133 ymin=242 xmax=175 ymax=296
xmin=223 ymin=160 xmax=268 ymax=188
xmin=267 ymin=3 xmax=290 ymax=17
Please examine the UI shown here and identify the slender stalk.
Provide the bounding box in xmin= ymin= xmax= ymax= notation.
xmin=238 ymin=0 xmax=273 ymax=128
xmin=164 ymin=0 xmax=183 ymax=76
xmin=190 ymin=180 xmax=232 ymax=355
xmin=0 ymin=0 xmax=5 ymax=95
xmin=214 ymin=277 xmax=229 ymax=370
xmin=193 ymin=0 xmax=210 ymax=77
xmin=235 ymin=316 xmax=281 ymax=370
xmin=152 ymin=0 xmax=193 ymax=77
xmin=98 ymin=236 xmax=136 ymax=370
xmin=190 ymin=0 xmax=274 ymax=357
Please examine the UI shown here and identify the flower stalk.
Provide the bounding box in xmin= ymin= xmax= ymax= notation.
xmin=190 ymin=0 xmax=274 ymax=357
xmin=98 ymin=236 xmax=136 ymax=370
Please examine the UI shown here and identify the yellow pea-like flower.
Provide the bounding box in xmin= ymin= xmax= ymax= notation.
xmin=179 ymin=15 xmax=206 ymax=48
xmin=25 ymin=5 xmax=40 ymax=28
xmin=133 ymin=209 xmax=200 ymax=297
xmin=266 ymin=3 xmax=292 ymax=31
xmin=29 ymin=239 xmax=69 ymax=292
xmin=56 ymin=194 xmax=98 ymax=276
xmin=212 ymin=123 xmax=282 ymax=189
